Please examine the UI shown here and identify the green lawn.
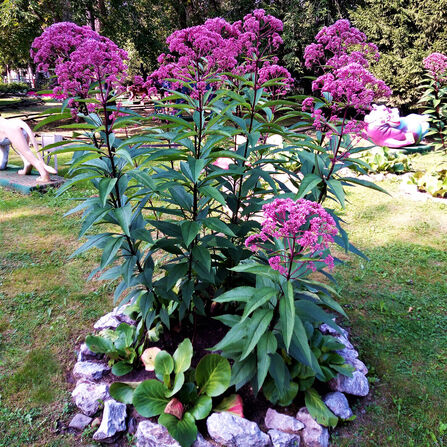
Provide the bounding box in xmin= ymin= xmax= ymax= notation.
xmin=0 ymin=147 xmax=446 ymax=446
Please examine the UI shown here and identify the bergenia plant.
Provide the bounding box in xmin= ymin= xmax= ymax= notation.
xmin=420 ymin=52 xmax=447 ymax=151
xmin=213 ymin=198 xmax=353 ymax=426
xmin=110 ymin=339 xmax=232 ymax=447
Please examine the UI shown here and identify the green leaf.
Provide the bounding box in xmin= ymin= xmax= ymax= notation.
xmin=199 ymin=185 xmax=227 ymax=206
xmin=155 ymin=350 xmax=175 ymax=379
xmin=240 ymin=287 xmax=277 ymax=322
xmin=85 ymin=335 xmax=114 ymax=354
xmin=181 ymin=221 xmax=201 ymax=248
xmin=192 ymin=245 xmax=211 ymax=272
xmin=240 ymin=309 xmax=274 ymax=361
xmin=289 ymin=315 xmax=313 ymax=367
xmin=279 ymin=281 xmax=295 ymax=351
xmin=173 ymin=339 xmax=193 ymax=374
xmin=109 ymin=382 xmax=136 ymax=404
xmin=113 ymin=203 xmax=132 ymax=237
xmin=305 ymin=388 xmax=338 ymax=427
xmin=213 ymin=287 xmax=255 ymax=303
xmin=98 ymin=177 xmax=118 ymax=207
xmin=167 ymin=372 xmax=185 ymax=397
xmin=327 ymin=179 xmax=345 ymax=208
xmin=203 ymin=218 xmax=236 ymax=237
xmin=297 ymin=173 xmax=322 ymax=198
xmin=256 ymin=331 xmax=277 ymax=390
xmin=195 ymin=354 xmax=231 ymax=397
xmin=158 ymin=412 xmax=198 ymax=447
xmin=133 ymin=380 xmax=170 ymax=417
xmin=112 ymin=361 xmax=134 ymax=377
xmin=189 ymin=395 xmax=212 ymax=420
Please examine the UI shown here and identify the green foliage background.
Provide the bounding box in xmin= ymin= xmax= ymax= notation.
xmin=1 ymin=0 xmax=447 ymax=108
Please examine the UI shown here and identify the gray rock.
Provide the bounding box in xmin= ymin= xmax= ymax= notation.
xmin=73 ymin=361 xmax=110 ymax=381
xmin=319 ymin=322 xmax=348 ymax=339
xmin=265 ymin=408 xmax=304 ymax=434
xmin=135 ymin=420 xmax=181 ymax=447
xmin=113 ymin=305 xmax=136 ymax=325
xmin=72 ymin=381 xmax=109 ymax=416
xmin=269 ymin=429 xmax=301 ymax=447
xmin=207 ymin=412 xmax=271 ymax=447
xmin=345 ymin=357 xmax=368 ymax=375
xmin=77 ymin=343 xmax=103 ymax=362
xmin=337 ymin=347 xmax=359 ymax=362
xmin=68 ymin=413 xmax=93 ymax=431
xmin=94 ymin=307 xmax=136 ymax=331
xmin=335 ymin=335 xmax=353 ymax=350
xmin=295 ymin=408 xmax=329 ymax=447
xmin=193 ymin=433 xmax=214 ymax=447
xmin=323 ymin=392 xmax=353 ymax=419
xmin=329 ymin=371 xmax=369 ymax=397
xmin=93 ymin=312 xmax=122 ymax=331
xmin=93 ymin=399 xmax=127 ymax=442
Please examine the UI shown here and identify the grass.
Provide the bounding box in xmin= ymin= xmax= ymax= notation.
xmin=331 ymin=165 xmax=447 ymax=447
xmin=0 ymin=106 xmax=446 ymax=446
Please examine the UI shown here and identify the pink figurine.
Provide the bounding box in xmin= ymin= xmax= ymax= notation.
xmin=364 ymin=105 xmax=429 ymax=148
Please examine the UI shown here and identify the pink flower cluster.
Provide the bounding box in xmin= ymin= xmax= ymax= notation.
xmin=245 ymin=198 xmax=337 ymax=278
xmin=304 ymin=19 xmax=379 ymax=70
xmin=31 ymin=23 xmax=128 ymax=113
xmin=142 ymin=9 xmax=292 ymax=98
xmin=312 ymin=63 xmax=391 ymax=113
xmin=423 ymin=52 xmax=447 ymax=84
xmin=302 ymin=20 xmax=390 ymax=137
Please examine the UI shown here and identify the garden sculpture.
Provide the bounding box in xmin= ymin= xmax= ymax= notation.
xmin=0 ymin=117 xmax=57 ymax=183
xmin=364 ymin=105 xmax=429 ymax=148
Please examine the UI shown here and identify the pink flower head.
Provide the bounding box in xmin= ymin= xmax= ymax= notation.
xmin=245 ymin=198 xmax=338 ymax=279
xmin=304 ymin=19 xmax=379 ymax=71
xmin=423 ymin=52 xmax=447 ymax=84
xmin=32 ymin=22 xmax=128 ymax=112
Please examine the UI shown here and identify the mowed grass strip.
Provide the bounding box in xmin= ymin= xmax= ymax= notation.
xmin=0 ymin=184 xmax=115 ymax=446
xmin=332 ymin=156 xmax=447 ymax=447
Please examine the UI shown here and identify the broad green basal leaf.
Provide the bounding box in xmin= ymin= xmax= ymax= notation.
xmin=133 ymin=380 xmax=169 ymax=418
xmin=173 ymin=339 xmax=193 ymax=374
xmin=158 ymin=412 xmax=198 ymax=447
xmin=195 ymin=354 xmax=231 ymax=397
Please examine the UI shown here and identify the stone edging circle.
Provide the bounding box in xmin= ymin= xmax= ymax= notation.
xmin=69 ymin=306 xmax=371 ymax=446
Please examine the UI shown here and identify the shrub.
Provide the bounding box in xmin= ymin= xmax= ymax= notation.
xmin=34 ymin=12 xmax=390 ymax=440
xmin=409 ymin=169 xmax=447 ymax=197
xmin=419 ymin=52 xmax=447 ymax=151
xmin=357 ymin=147 xmax=413 ymax=174
xmin=0 ymin=82 xmax=29 ymax=95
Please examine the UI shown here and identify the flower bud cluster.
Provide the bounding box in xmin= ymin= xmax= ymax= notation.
xmin=31 ymin=22 xmax=128 ymax=114
xmin=423 ymin=52 xmax=447 ymax=84
xmin=142 ymin=9 xmax=292 ymax=99
xmin=245 ymin=198 xmax=337 ymax=278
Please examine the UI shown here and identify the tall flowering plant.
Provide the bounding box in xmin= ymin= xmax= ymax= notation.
xmin=285 ymin=20 xmax=391 ymax=213
xmin=420 ymin=52 xmax=447 ymax=151
xmin=213 ymin=198 xmax=353 ymax=426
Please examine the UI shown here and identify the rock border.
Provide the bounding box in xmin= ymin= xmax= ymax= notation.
xmin=69 ymin=308 xmax=370 ymax=446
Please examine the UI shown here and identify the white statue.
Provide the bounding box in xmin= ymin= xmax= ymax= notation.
xmin=0 ymin=117 xmax=57 ymax=183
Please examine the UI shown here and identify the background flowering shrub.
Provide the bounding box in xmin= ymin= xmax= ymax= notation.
xmin=420 ymin=52 xmax=447 ymax=151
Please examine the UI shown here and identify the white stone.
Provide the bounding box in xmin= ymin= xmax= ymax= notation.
xmin=323 ymin=392 xmax=353 ymax=419
xmin=295 ymin=408 xmax=329 ymax=447
xmin=265 ymin=408 xmax=304 ymax=434
xmin=345 ymin=357 xmax=369 ymax=375
xmin=93 ymin=313 xmax=122 ymax=331
xmin=93 ymin=399 xmax=127 ymax=442
xmin=77 ymin=342 xmax=103 ymax=362
xmin=72 ymin=381 xmax=109 ymax=416
xmin=269 ymin=429 xmax=301 ymax=447
xmin=68 ymin=413 xmax=92 ymax=431
xmin=73 ymin=361 xmax=110 ymax=381
xmin=207 ymin=412 xmax=271 ymax=447
xmin=135 ymin=420 xmax=181 ymax=447
xmin=329 ymin=371 xmax=369 ymax=397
